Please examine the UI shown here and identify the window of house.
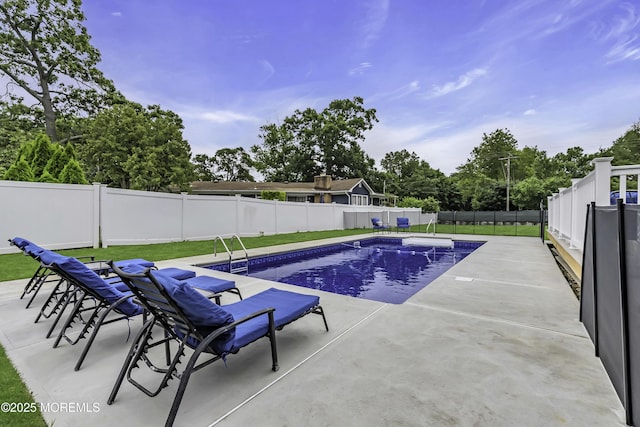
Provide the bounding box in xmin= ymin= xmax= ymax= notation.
xmin=351 ymin=194 xmax=369 ymax=205
xmin=287 ymin=196 xmax=307 ymax=203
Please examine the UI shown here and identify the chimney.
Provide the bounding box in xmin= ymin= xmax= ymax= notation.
xmin=314 ymin=174 xmax=332 ymax=190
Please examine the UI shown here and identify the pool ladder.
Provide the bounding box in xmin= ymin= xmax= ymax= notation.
xmin=214 ymin=234 xmax=249 ymax=275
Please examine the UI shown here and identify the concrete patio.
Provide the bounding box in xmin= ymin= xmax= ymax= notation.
xmin=0 ymin=234 xmax=626 ymax=426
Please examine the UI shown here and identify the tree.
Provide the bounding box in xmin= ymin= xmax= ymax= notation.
xmin=550 ymin=146 xmax=593 ymax=178
xmin=598 ymin=121 xmax=640 ymax=166
xmin=212 ymin=147 xmax=254 ymax=181
xmin=380 ymin=149 xmax=421 ymax=196
xmin=511 ymin=177 xmax=547 ymax=210
xmin=515 ymin=146 xmax=553 ymax=180
xmin=380 ymin=149 xmax=421 ymax=178
xmin=0 ymin=100 xmax=42 ymax=175
xmin=80 ymin=102 xmax=193 ymax=191
xmin=29 ymin=133 xmax=53 ymax=177
xmin=3 ymin=132 xmax=88 ymax=183
xmin=58 ymin=158 xmax=87 ymax=184
xmin=44 ymin=141 xmax=76 ymax=179
xmin=192 ymin=153 xmax=218 ymax=182
xmin=453 ymin=128 xmax=519 ymax=210
xmin=252 ymin=97 xmax=377 ymax=181
xmin=397 ymin=196 xmax=423 ymax=209
xmin=261 ymin=190 xmax=286 ymax=201
xmin=422 ymin=196 xmax=441 ymax=212
xmin=402 ymin=162 xmax=445 ymax=200
xmin=0 ymin=0 xmax=116 ymax=141
xmin=3 ymin=157 xmax=34 ymax=181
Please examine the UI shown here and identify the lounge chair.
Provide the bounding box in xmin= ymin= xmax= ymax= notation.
xmin=371 ymin=217 xmax=391 ymax=234
xmin=9 ymin=237 xmax=96 ymax=309
xmin=107 ymin=264 xmax=328 ymax=427
xmin=32 ymin=253 xmax=155 ymax=333
xmin=43 ymin=252 xmax=145 ymax=371
xmin=9 ymin=236 xmax=155 ymax=308
xmin=396 ymin=217 xmax=411 ymax=232
xmin=33 ymin=250 xmax=207 ymax=371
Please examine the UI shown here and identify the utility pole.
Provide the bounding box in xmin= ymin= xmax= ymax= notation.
xmin=499 ymin=154 xmax=518 ymax=211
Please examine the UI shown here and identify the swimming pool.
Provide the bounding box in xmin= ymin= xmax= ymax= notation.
xmin=207 ymin=237 xmax=483 ymax=304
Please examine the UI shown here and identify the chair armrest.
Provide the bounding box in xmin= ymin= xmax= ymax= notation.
xmin=196 ymin=308 xmax=276 ymax=349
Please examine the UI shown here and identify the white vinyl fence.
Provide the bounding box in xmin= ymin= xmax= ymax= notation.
xmin=547 ymin=157 xmax=640 ymax=251
xmin=0 ymin=180 xmax=419 ymax=254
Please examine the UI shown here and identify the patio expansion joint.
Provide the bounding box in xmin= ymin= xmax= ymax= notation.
xmin=404 ymin=301 xmax=587 ymax=340
xmin=208 ymin=303 xmax=389 ymax=426
xmin=443 ymin=274 xmax=563 ymax=290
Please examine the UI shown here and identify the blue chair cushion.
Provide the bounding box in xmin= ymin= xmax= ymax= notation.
xmin=11 ymin=237 xmax=33 ymax=249
xmin=223 ymin=288 xmax=319 ymax=350
xmin=55 ymin=256 xmax=143 ymax=317
xmin=24 ymin=243 xmax=46 ymax=256
xmin=155 ymin=267 xmax=196 ymax=280
xmin=151 ymin=271 xmax=235 ymax=355
xmin=184 ymin=276 xmax=236 ymax=294
xmin=38 ymin=249 xmax=67 ymax=266
xmin=105 ymin=276 xmax=130 ymax=292
xmin=118 ymin=265 xmax=195 ymax=281
xmin=113 ymin=258 xmax=155 ymax=268
xmin=372 ymin=218 xmax=389 ymax=229
xmin=397 ymin=218 xmax=410 ymax=227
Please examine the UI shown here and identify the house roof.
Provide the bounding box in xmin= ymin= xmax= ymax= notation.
xmin=191 ymin=178 xmax=385 ymax=196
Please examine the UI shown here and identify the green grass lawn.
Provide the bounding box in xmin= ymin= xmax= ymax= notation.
xmin=0 ymin=224 xmax=543 ymax=424
xmin=429 ymin=223 xmax=542 ymax=237
xmin=0 ymin=346 xmax=47 ymax=427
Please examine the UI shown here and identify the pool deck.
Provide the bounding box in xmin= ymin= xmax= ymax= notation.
xmin=0 ymin=234 xmax=626 ymax=426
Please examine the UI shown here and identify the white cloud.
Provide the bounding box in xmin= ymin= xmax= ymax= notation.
xmin=375 ymin=80 xmax=421 ymax=101
xmin=259 ymin=60 xmax=275 ymax=82
xmin=363 ymin=120 xmax=455 ymax=167
xmin=523 ymin=109 xmax=537 ymax=116
xmin=357 ymin=0 xmax=389 ymax=50
xmin=595 ymin=3 xmax=640 ymax=62
xmin=348 ymin=62 xmax=373 ymax=76
xmin=429 ymin=68 xmax=488 ymax=98
xmin=111 ymin=11 xmax=122 ymax=17
xmin=198 ymin=110 xmax=258 ymax=124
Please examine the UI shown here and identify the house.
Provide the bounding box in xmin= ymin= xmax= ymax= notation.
xmin=191 ymin=175 xmax=386 ymax=206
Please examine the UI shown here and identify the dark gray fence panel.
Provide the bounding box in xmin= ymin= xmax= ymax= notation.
xmin=495 ymin=211 xmax=518 ymax=222
xmin=456 ymin=211 xmax=475 ymax=223
xmin=580 ymin=205 xmax=596 ymax=344
xmin=625 ymin=205 xmax=640 ymax=425
xmin=436 ymin=210 xmax=543 ymax=224
xmin=474 ymin=211 xmax=494 ymax=223
xmin=594 ymin=207 xmax=624 ymax=403
xmin=438 ymin=211 xmax=454 ymax=223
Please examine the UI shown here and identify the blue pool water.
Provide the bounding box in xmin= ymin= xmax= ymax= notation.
xmin=208 ymin=238 xmax=483 ymax=304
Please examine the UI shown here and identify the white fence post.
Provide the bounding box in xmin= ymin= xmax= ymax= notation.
xmin=181 ymin=192 xmax=187 ymax=241
xmin=100 ymin=185 xmax=108 ymax=248
xmin=92 ymin=183 xmax=101 ymax=248
xmin=570 ymin=179 xmax=581 ymax=249
xmin=592 ymin=157 xmax=613 ymax=206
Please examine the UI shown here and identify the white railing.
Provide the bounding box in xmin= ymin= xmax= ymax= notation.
xmin=0 ymin=180 xmax=420 ymax=254
xmin=548 ymin=157 xmax=640 ymax=252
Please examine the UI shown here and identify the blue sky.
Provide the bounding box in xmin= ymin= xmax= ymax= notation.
xmin=81 ymin=0 xmax=640 ymax=175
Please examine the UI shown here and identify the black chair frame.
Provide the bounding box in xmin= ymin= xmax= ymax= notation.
xmin=107 ymin=264 xmax=282 ymax=427
xmin=44 ymin=261 xmax=143 ymax=371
